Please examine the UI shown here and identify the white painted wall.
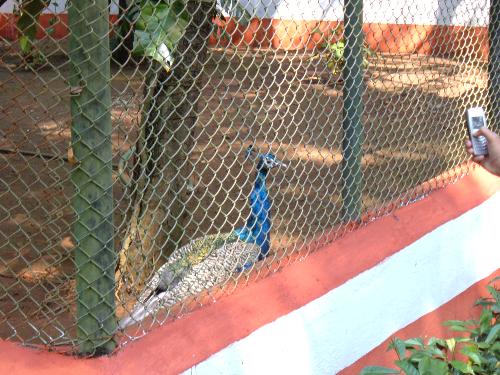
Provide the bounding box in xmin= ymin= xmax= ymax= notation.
xmin=0 ymin=0 xmax=490 ymax=26
xmin=243 ymin=0 xmax=489 ymax=26
xmin=364 ymin=0 xmax=489 ymax=26
xmin=183 ymin=192 xmax=500 ymax=374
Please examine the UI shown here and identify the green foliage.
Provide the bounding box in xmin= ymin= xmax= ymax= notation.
xmin=361 ymin=280 xmax=500 ymax=375
xmin=311 ymin=25 xmax=374 ymax=76
xmin=16 ymin=0 xmax=49 ymax=64
xmin=361 ymin=367 xmax=400 ymax=374
xmin=131 ymin=0 xmax=191 ymax=70
xmin=124 ymin=0 xmax=254 ymax=68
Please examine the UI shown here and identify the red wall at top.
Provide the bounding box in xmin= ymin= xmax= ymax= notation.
xmin=0 ymin=14 xmax=489 ymax=59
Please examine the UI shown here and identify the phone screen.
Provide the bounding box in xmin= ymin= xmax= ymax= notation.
xmin=471 ymin=116 xmax=484 ymax=130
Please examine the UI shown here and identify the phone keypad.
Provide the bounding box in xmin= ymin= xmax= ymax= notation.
xmin=474 ymin=135 xmax=488 ymax=154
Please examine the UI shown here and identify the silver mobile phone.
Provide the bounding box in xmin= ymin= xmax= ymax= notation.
xmin=466 ymin=107 xmax=488 ymax=156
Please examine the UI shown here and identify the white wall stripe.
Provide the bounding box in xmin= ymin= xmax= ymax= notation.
xmin=184 ymin=192 xmax=500 ymax=375
xmin=0 ymin=0 xmax=490 ymax=27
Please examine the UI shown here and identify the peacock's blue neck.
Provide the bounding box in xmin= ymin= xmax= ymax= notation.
xmin=234 ymin=168 xmax=271 ymax=259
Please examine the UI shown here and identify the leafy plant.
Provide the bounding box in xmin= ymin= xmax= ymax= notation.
xmin=129 ymin=0 xmax=190 ymax=70
xmin=122 ymin=0 xmax=254 ymax=69
xmin=16 ymin=0 xmax=50 ymax=66
xmin=310 ymin=24 xmax=374 ymax=76
xmin=361 ymin=279 xmax=500 ymax=375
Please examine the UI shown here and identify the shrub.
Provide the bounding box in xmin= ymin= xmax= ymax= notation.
xmin=310 ymin=25 xmax=375 ymax=76
xmin=361 ymin=278 xmax=499 ymax=375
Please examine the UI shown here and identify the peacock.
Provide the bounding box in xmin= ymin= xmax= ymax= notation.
xmin=118 ymin=146 xmax=286 ymax=329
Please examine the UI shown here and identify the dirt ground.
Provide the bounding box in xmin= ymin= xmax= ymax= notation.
xmin=0 ymin=43 xmax=488 ymax=347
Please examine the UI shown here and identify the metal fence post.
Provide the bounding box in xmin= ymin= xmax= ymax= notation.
xmin=342 ymin=0 xmax=364 ymax=222
xmin=68 ymin=0 xmax=116 ymax=355
xmin=489 ymin=0 xmax=500 ymax=131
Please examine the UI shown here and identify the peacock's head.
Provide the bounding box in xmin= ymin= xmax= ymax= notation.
xmin=246 ymin=145 xmax=287 ymax=171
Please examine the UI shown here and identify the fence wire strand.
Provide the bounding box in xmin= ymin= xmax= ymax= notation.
xmin=0 ymin=0 xmax=495 ymax=354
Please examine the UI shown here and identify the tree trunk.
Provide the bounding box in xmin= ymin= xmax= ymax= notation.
xmin=111 ymin=0 xmax=136 ymax=66
xmin=117 ymin=0 xmax=215 ymax=296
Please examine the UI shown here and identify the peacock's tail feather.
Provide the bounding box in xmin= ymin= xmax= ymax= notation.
xmin=119 ymin=235 xmax=259 ymax=329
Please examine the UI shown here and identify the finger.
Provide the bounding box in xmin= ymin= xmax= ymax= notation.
xmin=473 ymin=127 xmax=496 ymax=141
xmin=466 ymin=148 xmax=474 ymax=155
xmin=473 ymin=155 xmax=485 ymax=163
xmin=464 ymin=140 xmax=472 ymax=147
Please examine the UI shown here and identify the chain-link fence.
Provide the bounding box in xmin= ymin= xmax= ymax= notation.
xmin=0 ymin=0 xmax=497 ymax=356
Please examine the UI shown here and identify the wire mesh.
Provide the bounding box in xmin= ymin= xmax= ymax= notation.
xmin=0 ymin=0 xmax=494 ymax=354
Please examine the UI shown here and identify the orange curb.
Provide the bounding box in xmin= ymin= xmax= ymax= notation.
xmin=0 ymin=166 xmax=498 ymax=374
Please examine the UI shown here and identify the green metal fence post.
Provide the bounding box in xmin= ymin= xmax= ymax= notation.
xmin=342 ymin=0 xmax=364 ymax=222
xmin=489 ymin=0 xmax=499 ymax=131
xmin=68 ymin=0 xmax=116 ymax=355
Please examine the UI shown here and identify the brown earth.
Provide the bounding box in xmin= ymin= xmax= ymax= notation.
xmin=0 ymin=43 xmax=487 ymax=347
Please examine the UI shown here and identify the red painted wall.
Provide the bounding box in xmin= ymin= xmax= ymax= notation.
xmin=0 ymin=14 xmax=489 ymax=59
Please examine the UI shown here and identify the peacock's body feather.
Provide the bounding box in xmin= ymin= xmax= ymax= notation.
xmin=119 ymin=147 xmax=285 ymax=329
xmin=135 ymin=232 xmax=242 ymax=305
xmin=236 ymin=168 xmax=272 ymax=259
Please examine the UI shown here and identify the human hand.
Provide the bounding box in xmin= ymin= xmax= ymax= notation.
xmin=465 ymin=127 xmax=500 ymax=177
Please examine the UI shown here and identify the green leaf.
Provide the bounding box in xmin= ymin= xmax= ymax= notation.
xmin=393 ymin=338 xmax=407 ymax=359
xmin=476 ymin=342 xmax=490 ymax=349
xmin=461 ymin=345 xmax=482 ymax=365
xmin=409 ymin=350 xmax=433 ymax=362
xmin=428 ymin=337 xmax=447 ymax=348
xmin=490 ymin=341 xmax=500 ymax=352
xmin=485 ymin=323 xmax=500 ymax=344
xmin=486 ymin=285 xmax=500 ymax=303
xmin=16 ymin=0 xmax=47 ymax=56
xmin=479 ymin=308 xmax=493 ymax=334
xmin=329 ymin=41 xmax=345 ymax=59
xmin=407 ymin=346 xmax=445 ymax=361
xmin=395 ymin=360 xmax=419 ymax=375
xmin=418 ymin=357 xmax=448 ymax=375
xmin=450 ymin=360 xmax=474 ymax=374
xmin=429 ymin=346 xmax=446 ymax=359
xmin=360 ymin=366 xmax=401 ymax=375
xmin=445 ymin=325 xmax=477 ymax=334
xmin=444 ymin=320 xmax=477 ymax=327
xmin=474 ymin=298 xmax=494 ymax=308
xmin=132 ymin=0 xmax=191 ymax=69
xmin=19 ymin=35 xmax=31 ymax=55
xmin=454 ymin=337 xmax=472 ymax=344
xmin=492 ymin=304 xmax=500 ymax=314
xmin=403 ymin=338 xmax=425 ymax=348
